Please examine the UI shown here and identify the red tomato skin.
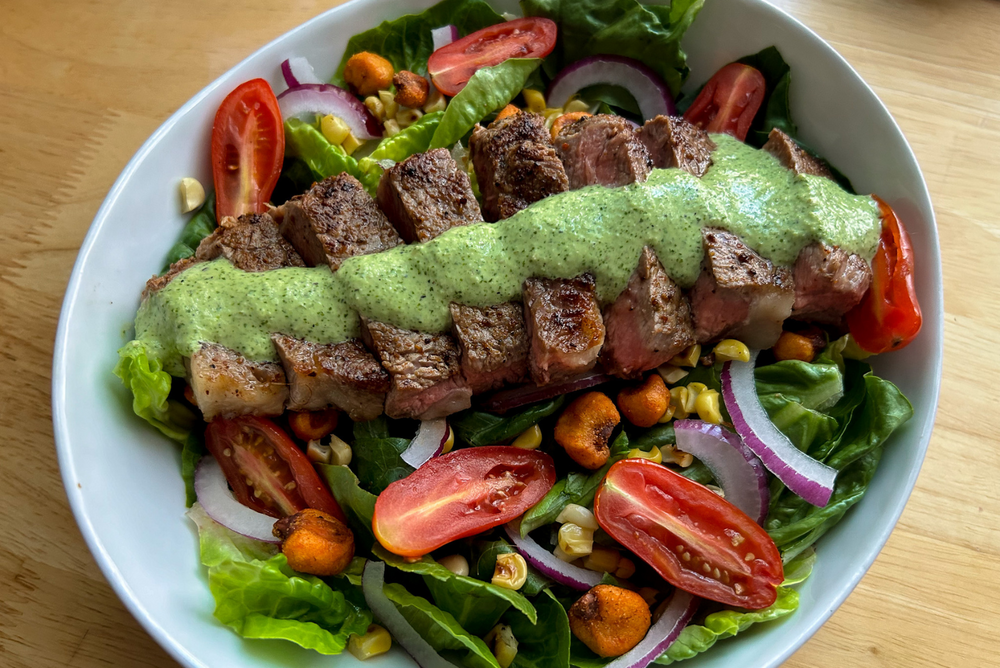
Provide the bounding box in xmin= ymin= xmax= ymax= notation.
xmin=595 ymin=459 xmax=782 ymax=609
xmin=210 ymin=78 xmax=285 ymax=222
xmin=683 ymin=63 xmax=766 ymax=141
xmin=846 ymin=197 xmax=922 ymax=353
xmin=428 ymin=18 xmax=558 ymax=96
xmin=373 ymin=446 xmax=556 ymax=557
xmin=205 ymin=416 xmax=345 ymax=522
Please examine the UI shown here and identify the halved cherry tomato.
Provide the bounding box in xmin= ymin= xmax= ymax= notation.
xmin=595 ymin=459 xmax=782 ymax=609
xmin=205 ymin=416 xmax=345 ymax=522
xmin=846 ymin=197 xmax=922 ymax=353
xmin=288 ymin=409 xmax=339 ymax=442
xmin=428 ymin=18 xmax=558 ymax=97
xmin=210 ymin=78 xmax=284 ymax=222
xmin=683 ymin=63 xmax=766 ymax=142
xmin=373 ymin=446 xmax=556 ymax=557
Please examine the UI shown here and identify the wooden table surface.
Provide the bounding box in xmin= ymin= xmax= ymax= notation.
xmin=2 ymin=0 xmax=998 ymax=666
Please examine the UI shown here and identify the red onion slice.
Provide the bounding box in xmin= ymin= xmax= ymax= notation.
xmin=280 ymin=57 xmax=323 ymax=88
xmin=673 ymin=420 xmax=770 ymax=524
xmin=401 ymin=419 xmax=449 ymax=468
xmin=547 ymin=55 xmax=676 ymax=120
xmin=604 ymin=590 xmax=698 ymax=668
xmin=277 ymin=84 xmax=382 ymax=140
xmin=193 ymin=457 xmax=280 ymax=544
xmin=431 ymin=25 xmax=458 ymax=52
xmin=721 ymin=351 xmax=837 ymax=507
xmin=480 ymin=372 xmax=612 ymax=414
xmin=362 ymin=560 xmax=459 ymax=668
xmin=504 ymin=520 xmax=602 ymax=591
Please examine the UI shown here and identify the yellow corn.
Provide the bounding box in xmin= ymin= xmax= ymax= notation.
xmin=564 ymin=98 xmax=591 ymax=113
xmin=657 ymin=404 xmax=676 ymax=424
xmin=363 ymin=95 xmax=385 ymax=121
xmin=671 ymin=344 xmax=702 ymax=368
xmin=347 ymin=624 xmax=392 ymax=660
xmin=441 ymin=425 xmax=455 ymax=454
xmin=383 ymin=119 xmax=401 ymax=137
xmin=661 ymin=444 xmax=694 ymax=468
xmin=583 ymin=547 xmax=621 ymax=573
xmin=695 ymin=389 xmax=723 ymax=424
xmin=713 ymin=339 xmax=750 ymax=363
xmin=638 ymin=587 xmax=659 ymax=606
xmin=378 ymin=89 xmax=399 ymax=120
xmin=553 ymin=545 xmax=576 ymax=563
xmin=328 ymin=434 xmax=353 ymax=466
xmin=492 ymin=553 xmax=528 ymax=590
xmin=684 ymin=382 xmax=706 ymax=414
xmin=628 ymin=447 xmax=662 ymax=465
xmin=558 ymin=523 xmax=594 ymax=558
xmin=341 ymin=133 xmax=364 ymax=155
xmin=556 ymin=503 xmax=598 ymax=530
xmin=438 ymin=554 xmax=469 ymax=576
xmin=522 ymin=88 xmax=546 ymax=113
xmin=396 ymin=107 xmax=424 ymax=128
xmin=486 ymin=624 xmax=519 ymax=668
xmin=657 ymin=364 xmax=689 ymax=385
xmin=179 ymin=177 xmax=205 ymax=213
xmin=669 ymin=386 xmax=690 ymax=419
xmin=423 ymin=85 xmax=447 ymax=113
xmin=306 ymin=440 xmax=331 ymax=464
xmin=512 ymin=424 xmax=542 ymax=449
xmin=320 ymin=114 xmax=351 ymax=146
xmin=614 ymin=557 xmax=636 ymax=579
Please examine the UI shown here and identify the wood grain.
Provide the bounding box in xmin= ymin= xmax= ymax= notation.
xmin=1 ymin=0 xmax=997 ymax=666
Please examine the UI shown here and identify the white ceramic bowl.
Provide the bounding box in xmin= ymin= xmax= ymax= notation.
xmin=52 ymin=0 xmax=943 ymax=666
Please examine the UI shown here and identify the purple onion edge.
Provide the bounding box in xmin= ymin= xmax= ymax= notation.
xmin=546 ymin=54 xmax=676 ymax=116
xmin=503 ymin=522 xmax=598 ymax=591
xmin=193 ymin=458 xmax=281 ymax=544
xmin=280 ymin=59 xmax=299 ymax=88
xmin=276 ymin=83 xmax=382 ymax=137
xmin=480 ymin=373 xmax=612 ymax=413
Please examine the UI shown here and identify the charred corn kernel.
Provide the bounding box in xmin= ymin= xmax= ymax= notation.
xmin=553 ymin=545 xmax=577 ymax=563
xmin=383 ymin=119 xmax=401 ymax=137
xmin=424 ymin=85 xmax=446 ymax=113
xmin=441 ymin=425 xmax=455 ymax=454
xmin=486 ymin=624 xmax=519 ymax=668
xmin=179 ymin=177 xmax=205 ymax=213
xmin=492 ymin=552 xmax=528 ymax=590
xmin=661 ymin=444 xmax=694 ymax=468
xmin=328 ymin=434 xmax=353 ymax=466
xmin=522 ymin=88 xmax=546 ymax=113
xmin=306 ymin=440 xmax=331 ymax=464
xmin=669 ymin=386 xmax=690 ymax=419
xmin=583 ymin=547 xmax=621 ymax=573
xmin=364 ymin=95 xmax=385 ymax=121
xmin=614 ymin=557 xmax=636 ymax=579
xmin=657 ymin=364 xmax=690 ymax=385
xmin=438 ymin=554 xmax=469 ymax=576
xmin=348 ymin=624 xmax=392 ymax=660
xmin=378 ymin=90 xmax=399 ymax=121
xmin=396 ymin=107 xmax=423 ymax=128
xmin=342 ymin=133 xmax=364 ymax=155
xmin=713 ymin=339 xmax=750 ymax=363
xmin=564 ymin=98 xmax=591 ymax=113
xmin=320 ymin=114 xmax=351 ymax=146
xmin=657 ymin=405 xmax=676 ymax=424
xmin=559 ymin=523 xmax=595 ymax=558
xmin=556 ymin=503 xmax=599 ymax=530
xmin=638 ymin=587 xmax=659 ymax=606
xmin=671 ymin=344 xmax=702 ymax=368
xmin=695 ymin=389 xmax=723 ymax=424
xmin=512 ymin=424 xmax=542 ymax=450
xmin=627 ymin=447 xmax=662 ymax=465
xmin=683 ymin=382 xmax=707 ymax=414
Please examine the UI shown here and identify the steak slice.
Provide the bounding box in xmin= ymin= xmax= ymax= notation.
xmin=523 ymin=274 xmax=606 ymax=385
xmin=449 ymin=302 xmax=530 ymax=394
xmin=280 ymin=173 xmax=402 ymax=271
xmin=554 ymin=114 xmax=652 ymax=189
xmin=601 ymin=247 xmax=696 ymax=378
xmin=791 ymin=243 xmax=872 ymax=324
xmin=377 ymin=148 xmax=483 ymax=242
xmin=143 ymin=256 xmax=198 ymax=298
xmin=762 ymin=128 xmax=834 ymax=179
xmin=360 ymin=319 xmax=472 ymax=420
xmin=469 ymin=112 xmax=569 ymax=221
xmin=197 ymin=213 xmax=305 ymax=271
xmin=271 ymin=333 xmax=389 ymax=421
xmin=185 ymin=342 xmax=288 ymax=420
xmin=689 ymin=229 xmax=795 ymax=349
xmin=637 ymin=115 xmax=716 ymax=177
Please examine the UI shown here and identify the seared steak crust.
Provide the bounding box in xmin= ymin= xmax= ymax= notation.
xmin=523 ymin=274 xmax=606 ymax=385
xmin=186 ymin=342 xmax=288 ymax=420
xmin=791 ymin=243 xmax=872 ymax=323
xmin=449 ymin=302 xmax=530 ymax=394
xmin=377 ymin=148 xmax=483 ymax=243
xmin=554 ymin=114 xmax=652 ymax=189
xmin=638 ymin=115 xmax=716 ymax=177
xmin=198 ymin=213 xmax=305 ymax=271
xmin=762 ymin=128 xmax=833 ymax=179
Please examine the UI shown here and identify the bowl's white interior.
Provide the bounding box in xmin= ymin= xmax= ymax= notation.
xmin=52 ymin=0 xmax=942 ymax=666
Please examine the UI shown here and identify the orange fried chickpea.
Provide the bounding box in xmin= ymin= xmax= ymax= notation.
xmin=554 ymin=392 xmax=620 ymax=470
xmin=569 ymin=585 xmax=651 ymax=658
xmin=495 ymin=104 xmax=521 ymax=122
xmin=551 ymin=111 xmax=592 ymax=140
xmin=393 ymin=70 xmax=430 ymax=108
xmin=273 ymin=508 xmax=355 ymax=576
xmin=343 ymin=52 xmax=394 ymax=96
xmin=616 ymin=374 xmax=669 ymax=428
xmin=773 ymin=331 xmax=819 ymax=363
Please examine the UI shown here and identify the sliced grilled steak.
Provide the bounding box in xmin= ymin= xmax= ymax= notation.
xmin=197 ymin=213 xmax=305 ymax=271
xmin=185 ymin=342 xmax=288 ymax=420
xmin=791 ymin=243 xmax=872 ymax=323
xmin=601 ymin=247 xmax=696 ymax=378
xmin=762 ymin=128 xmax=833 ymax=179
xmin=281 ymin=173 xmax=402 ymax=271
xmin=377 ymin=148 xmax=483 ymax=242
xmin=143 ymin=256 xmax=198 ymax=298
xmin=360 ymin=319 xmax=472 ymax=420
xmin=271 ymin=333 xmax=389 ymax=421
xmin=689 ymin=229 xmax=794 ymax=349
xmin=449 ymin=302 xmax=530 ymax=394
xmin=554 ymin=114 xmax=652 ymax=189
xmin=523 ymin=274 xmax=606 ymax=385
xmin=637 ymin=115 xmax=716 ymax=177
xmin=470 ymin=112 xmax=569 ymax=221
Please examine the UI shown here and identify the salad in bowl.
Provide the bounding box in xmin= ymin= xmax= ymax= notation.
xmin=105 ymin=0 xmax=926 ymax=666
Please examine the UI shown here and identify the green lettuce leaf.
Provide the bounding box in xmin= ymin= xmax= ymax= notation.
xmin=318 ymin=464 xmax=378 ymax=552
xmin=284 ymin=118 xmax=364 ymax=183
xmin=736 ymin=47 xmax=796 ymax=148
xmin=356 ymin=110 xmax=445 ymax=191
xmin=430 ymin=59 xmax=543 ymax=150
xmin=452 ymin=396 xmax=565 ymax=448
xmin=352 ymin=416 xmax=415 ymax=494
xmin=504 ymin=589 xmax=571 ymax=668
xmin=755 ymin=358 xmax=843 ymax=412
xmin=163 ymin=191 xmax=216 ymax=268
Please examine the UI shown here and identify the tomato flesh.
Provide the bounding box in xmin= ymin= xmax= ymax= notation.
xmin=428 ymin=18 xmax=558 ymax=97
xmin=373 ymin=446 xmax=556 ymax=557
xmin=205 ymin=416 xmax=344 ymax=522
xmin=846 ymin=197 xmax=922 ymax=353
xmin=288 ymin=409 xmax=339 ymax=442
xmin=210 ymin=78 xmax=285 ymax=222
xmin=683 ymin=63 xmax=766 ymax=142
xmin=595 ymin=459 xmax=782 ymax=609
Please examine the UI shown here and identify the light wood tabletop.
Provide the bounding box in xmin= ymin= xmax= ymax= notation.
xmin=1 ymin=0 xmax=997 ymax=666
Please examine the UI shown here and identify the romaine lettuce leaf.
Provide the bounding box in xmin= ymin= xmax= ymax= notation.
xmin=356 ymin=110 xmax=445 ymax=191
xmin=318 ymin=464 xmax=378 ymax=552
xmin=284 ymin=118 xmax=363 ymax=183
xmin=452 ymin=396 xmax=565 ymax=448
xmin=504 ymin=589 xmax=571 ymax=668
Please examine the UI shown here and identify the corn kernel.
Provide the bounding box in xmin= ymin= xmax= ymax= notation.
xmin=583 ymin=547 xmax=621 ymax=573
xmin=683 ymin=382 xmax=706 ymax=414
xmin=512 ymin=424 xmax=542 ymax=450
xmin=564 ymin=98 xmax=591 ymax=114
xmin=438 ymin=554 xmax=469 ymax=576
xmin=492 ymin=552 xmax=528 ymax=590
xmin=706 ymin=484 xmax=725 ymax=498
xmin=320 ymin=114 xmax=351 ymax=146
xmin=669 ymin=386 xmax=690 ymax=419
xmin=423 ymin=85 xmax=446 ymax=113
xmin=558 ymin=523 xmax=594 ymax=558
xmin=486 ymin=624 xmax=519 ymax=668
xmin=615 ymin=557 xmax=636 ymax=579
xmin=347 ymin=624 xmax=392 ymax=660
xmin=383 ymin=119 xmax=401 ymax=137
xmin=522 ymin=88 xmax=546 ymax=113
xmin=179 ymin=177 xmax=205 ymax=213
xmin=661 ymin=444 xmax=694 ymax=468
xmin=671 ymin=344 xmax=702 ymax=368
xmin=441 ymin=424 xmax=455 ymax=454
xmin=713 ymin=339 xmax=750 ymax=363
xmin=341 ymin=133 xmax=364 ymax=155
xmin=306 ymin=440 xmax=331 ymax=464
xmin=695 ymin=389 xmax=723 ymax=424
xmin=638 ymin=587 xmax=659 ymax=606
xmin=553 ymin=545 xmax=576 ymax=563
xmin=656 ymin=364 xmax=690 ymax=385
xmin=396 ymin=107 xmax=424 ymax=128
xmin=555 ymin=503 xmax=599 ymax=530
xmin=364 ymin=95 xmax=385 ymax=121
xmin=657 ymin=405 xmax=676 ymax=424
xmin=328 ymin=434 xmax=353 ymax=466
xmin=378 ymin=89 xmax=399 ymax=120
xmin=627 ymin=447 xmax=662 ymax=465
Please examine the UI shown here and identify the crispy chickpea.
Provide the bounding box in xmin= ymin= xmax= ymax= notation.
xmin=773 ymin=331 xmax=819 ymax=363
xmin=495 ymin=104 xmax=521 ymax=122
xmin=568 ymin=585 xmax=651 ymax=658
xmin=393 ymin=70 xmax=430 ymax=108
xmin=617 ymin=374 xmax=669 ymax=428
xmin=551 ymin=111 xmax=592 ymax=140
xmin=273 ymin=508 xmax=355 ymax=576
xmin=344 ymin=51 xmax=394 ymax=96
xmin=554 ymin=392 xmax=621 ymax=470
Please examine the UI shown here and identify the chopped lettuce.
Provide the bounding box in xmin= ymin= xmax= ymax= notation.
xmin=351 ymin=416 xmax=415 ymax=494
xmin=356 ymin=110 xmax=445 ymax=191
xmin=318 ymin=464 xmax=378 ymax=552
xmin=452 ymin=396 xmax=565 ymax=447
xmin=504 ymin=589 xmax=571 ymax=668
xmin=284 ymin=118 xmax=364 ymax=183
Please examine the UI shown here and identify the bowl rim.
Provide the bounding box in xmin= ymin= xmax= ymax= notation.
xmin=51 ymin=0 xmax=943 ymax=666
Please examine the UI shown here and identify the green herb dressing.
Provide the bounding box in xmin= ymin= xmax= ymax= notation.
xmin=136 ymin=134 xmax=879 ymax=375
